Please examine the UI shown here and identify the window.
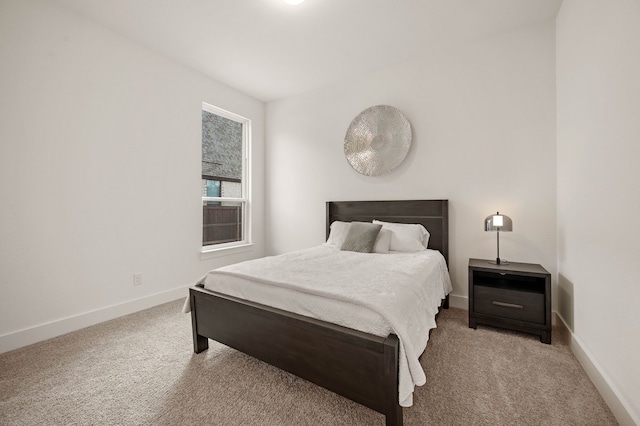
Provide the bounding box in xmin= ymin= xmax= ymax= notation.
xmin=201 ymin=103 xmax=250 ymax=250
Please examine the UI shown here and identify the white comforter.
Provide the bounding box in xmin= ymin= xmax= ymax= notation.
xmin=184 ymin=245 xmax=452 ymax=407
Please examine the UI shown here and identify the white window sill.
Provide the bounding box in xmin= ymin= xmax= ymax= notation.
xmin=200 ymin=243 xmax=255 ymax=260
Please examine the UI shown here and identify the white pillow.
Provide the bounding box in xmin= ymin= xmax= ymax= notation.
xmin=326 ymin=221 xmax=350 ymax=247
xmin=373 ymin=228 xmax=392 ymax=253
xmin=372 ymin=220 xmax=430 ymax=252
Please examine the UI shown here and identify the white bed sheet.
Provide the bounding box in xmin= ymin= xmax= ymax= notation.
xmin=185 ymin=245 xmax=452 ymax=407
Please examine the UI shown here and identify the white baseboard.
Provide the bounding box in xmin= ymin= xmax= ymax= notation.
xmin=0 ymin=286 xmax=189 ymax=355
xmin=555 ymin=313 xmax=639 ymax=426
xmin=448 ymin=293 xmax=468 ymax=310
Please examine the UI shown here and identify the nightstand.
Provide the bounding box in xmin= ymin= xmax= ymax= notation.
xmin=468 ymin=258 xmax=551 ymax=344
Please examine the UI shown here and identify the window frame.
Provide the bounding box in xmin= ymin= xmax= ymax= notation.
xmin=201 ymin=102 xmax=252 ymax=253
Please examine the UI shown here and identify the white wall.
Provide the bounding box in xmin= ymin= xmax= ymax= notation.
xmin=556 ymin=0 xmax=640 ymax=423
xmin=0 ymin=0 xmax=265 ymax=352
xmin=266 ymin=22 xmax=557 ymax=308
xmin=2 ymin=0 xmax=636 ymax=420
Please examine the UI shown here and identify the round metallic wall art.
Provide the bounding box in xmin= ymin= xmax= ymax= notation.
xmin=344 ymin=105 xmax=412 ymax=176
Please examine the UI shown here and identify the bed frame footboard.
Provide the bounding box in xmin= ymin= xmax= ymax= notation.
xmin=190 ymin=286 xmax=403 ymax=426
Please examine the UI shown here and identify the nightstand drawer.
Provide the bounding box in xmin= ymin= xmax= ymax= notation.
xmin=474 ymin=286 xmax=545 ymax=324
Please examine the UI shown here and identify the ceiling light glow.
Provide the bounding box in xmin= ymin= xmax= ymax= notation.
xmin=284 ymin=0 xmax=304 ymax=5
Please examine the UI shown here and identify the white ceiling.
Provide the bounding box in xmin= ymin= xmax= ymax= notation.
xmin=54 ymin=0 xmax=563 ymax=102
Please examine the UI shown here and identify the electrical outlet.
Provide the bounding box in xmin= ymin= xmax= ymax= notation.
xmin=133 ymin=273 xmax=143 ymax=286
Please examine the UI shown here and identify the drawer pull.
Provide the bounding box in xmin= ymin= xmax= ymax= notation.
xmin=492 ymin=300 xmax=523 ymax=309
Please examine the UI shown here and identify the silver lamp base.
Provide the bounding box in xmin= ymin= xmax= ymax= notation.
xmin=488 ymin=259 xmax=510 ymax=265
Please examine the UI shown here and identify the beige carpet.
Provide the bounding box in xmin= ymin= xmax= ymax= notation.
xmin=0 ymin=300 xmax=617 ymax=425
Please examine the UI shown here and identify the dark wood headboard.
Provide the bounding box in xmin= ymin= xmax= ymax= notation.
xmin=326 ymin=200 xmax=449 ymax=263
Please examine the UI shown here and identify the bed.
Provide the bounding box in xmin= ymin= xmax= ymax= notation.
xmin=188 ymin=199 xmax=450 ymax=426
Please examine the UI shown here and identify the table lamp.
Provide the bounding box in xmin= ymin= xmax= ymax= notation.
xmin=484 ymin=211 xmax=512 ymax=265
